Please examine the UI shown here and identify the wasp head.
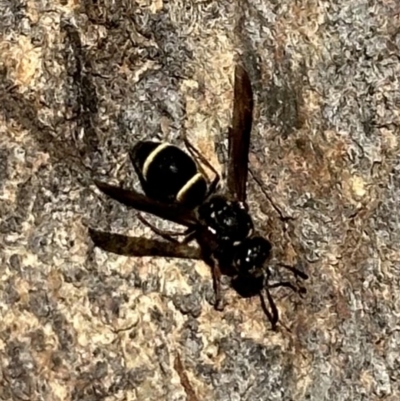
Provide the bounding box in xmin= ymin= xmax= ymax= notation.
xmin=233 ymin=236 xmax=272 ymax=277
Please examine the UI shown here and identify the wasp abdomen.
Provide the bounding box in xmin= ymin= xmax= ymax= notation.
xmin=130 ymin=141 xmax=207 ymax=206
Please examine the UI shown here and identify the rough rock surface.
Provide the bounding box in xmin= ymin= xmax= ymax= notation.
xmin=1 ymin=1 xmax=400 ymax=400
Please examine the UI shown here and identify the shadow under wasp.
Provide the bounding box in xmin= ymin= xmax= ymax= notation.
xmin=89 ymin=64 xmax=308 ymax=330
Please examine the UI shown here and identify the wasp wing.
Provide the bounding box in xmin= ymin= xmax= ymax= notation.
xmin=94 ymin=180 xmax=198 ymax=227
xmin=226 ymin=65 xmax=254 ymax=204
xmin=89 ymin=228 xmax=202 ymax=259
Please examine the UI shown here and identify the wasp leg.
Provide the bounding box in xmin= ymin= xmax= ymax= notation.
xmin=181 ymin=230 xmax=197 ymax=245
xmin=137 ymin=213 xmax=190 ymax=243
xmin=212 ymin=263 xmax=223 ymax=310
xmin=259 ymin=287 xmax=279 ymax=331
xmin=138 ymin=213 xmax=197 ymax=245
xmin=181 ymin=133 xmax=220 ymax=196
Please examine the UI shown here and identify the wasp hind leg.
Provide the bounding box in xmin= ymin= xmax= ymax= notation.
xmin=211 ymin=262 xmax=224 ymax=311
xmin=137 ymin=213 xmax=195 ymax=244
xmin=259 ymin=287 xmax=279 ymax=331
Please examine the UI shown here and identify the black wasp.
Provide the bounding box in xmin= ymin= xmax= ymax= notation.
xmin=89 ymin=65 xmax=308 ymax=329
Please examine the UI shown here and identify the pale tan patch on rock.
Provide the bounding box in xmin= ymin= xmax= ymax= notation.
xmin=360 ymin=369 xmax=374 ymax=394
xmin=303 ymin=88 xmax=323 ymax=117
xmin=149 ymin=0 xmax=163 ymax=14
xmin=161 ymin=264 xmax=195 ymax=296
xmin=66 ymin=297 xmax=116 ymax=347
xmin=135 ymin=0 xmax=163 ymax=13
xmin=1 ymin=35 xmax=42 ymax=89
xmin=25 ymin=0 xmax=40 ymax=24
xmin=196 ymin=308 xmax=234 ymax=368
xmin=193 ymin=260 xmax=211 ymax=279
xmin=380 ymin=127 xmax=398 ymax=151
xmin=1 ymin=309 xmax=41 ymax=345
xmin=131 ymin=60 xmax=161 ymax=84
xmin=350 ymin=175 xmax=368 ymax=200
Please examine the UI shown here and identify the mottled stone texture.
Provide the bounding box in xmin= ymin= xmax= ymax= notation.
xmin=0 ymin=1 xmax=399 ymax=400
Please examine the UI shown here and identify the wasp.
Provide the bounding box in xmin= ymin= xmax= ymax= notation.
xmin=89 ymin=65 xmax=308 ymax=329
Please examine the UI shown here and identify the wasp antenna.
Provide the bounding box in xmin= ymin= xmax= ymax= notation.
xmin=249 ymin=168 xmax=294 ymax=222
xmin=277 ymin=262 xmax=309 ymax=281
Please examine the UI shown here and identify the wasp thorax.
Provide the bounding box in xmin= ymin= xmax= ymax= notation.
xmin=233 ymin=236 xmax=272 ymax=276
xmin=198 ymin=195 xmax=254 ymax=242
